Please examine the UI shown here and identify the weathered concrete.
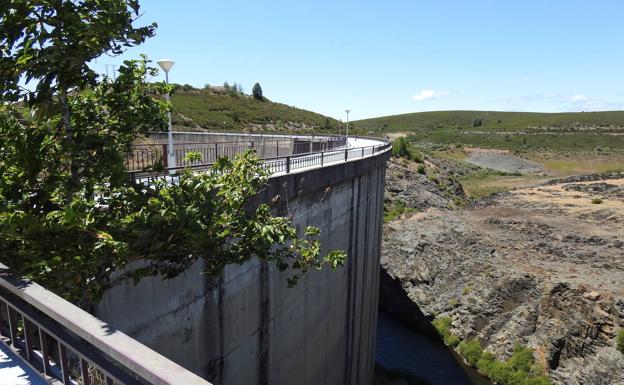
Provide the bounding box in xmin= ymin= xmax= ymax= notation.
xmin=95 ymin=148 xmax=390 ymax=385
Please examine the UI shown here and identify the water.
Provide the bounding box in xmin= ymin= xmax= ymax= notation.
xmin=376 ymin=311 xmax=493 ymax=385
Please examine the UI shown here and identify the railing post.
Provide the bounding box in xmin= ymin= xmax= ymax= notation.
xmin=39 ymin=329 xmax=52 ymax=376
xmin=344 ymin=149 xmax=348 ymax=161
xmin=7 ymin=305 xmax=18 ymax=346
xmin=162 ymin=144 xmax=168 ymax=169
xmin=59 ymin=343 xmax=70 ymax=384
xmin=215 ymin=142 xmax=218 ymax=161
xmin=286 ymin=156 xmax=291 ymax=173
xmin=276 ymin=140 xmax=279 ymax=157
xmin=81 ymin=358 xmax=92 ymax=385
xmin=321 ymin=152 xmax=324 ymax=167
xmin=362 ymin=147 xmax=364 ymax=158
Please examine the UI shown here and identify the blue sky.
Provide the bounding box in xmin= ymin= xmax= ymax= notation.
xmin=108 ymin=0 xmax=624 ymax=120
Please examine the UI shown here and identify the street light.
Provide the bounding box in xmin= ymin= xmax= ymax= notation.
xmin=345 ymin=109 xmax=351 ymax=147
xmin=157 ymin=59 xmax=176 ymax=171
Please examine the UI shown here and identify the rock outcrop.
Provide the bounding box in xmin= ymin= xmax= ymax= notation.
xmin=381 ymin=173 xmax=624 ymax=385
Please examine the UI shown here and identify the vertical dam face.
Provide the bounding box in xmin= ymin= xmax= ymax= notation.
xmin=95 ymin=144 xmax=390 ymax=385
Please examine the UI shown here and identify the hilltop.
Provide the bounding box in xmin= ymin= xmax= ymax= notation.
xmin=354 ymin=110 xmax=624 ymax=154
xmin=169 ymin=85 xmax=341 ymax=133
xmin=355 ymin=110 xmax=624 ymax=132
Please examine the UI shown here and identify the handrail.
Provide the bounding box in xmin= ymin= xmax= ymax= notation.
xmin=126 ymin=135 xmax=348 ymax=173
xmin=131 ymin=139 xmax=392 ymax=184
xmin=0 ymin=263 xmax=212 ymax=385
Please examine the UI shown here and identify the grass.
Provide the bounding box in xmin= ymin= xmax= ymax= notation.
xmin=169 ymin=86 xmax=341 ymax=133
xmin=461 ymin=174 xmax=546 ymax=199
xmin=538 ymin=156 xmax=624 ymax=175
xmin=355 ymin=110 xmax=624 ymax=133
xmin=617 ymin=329 xmax=624 ymax=355
xmin=384 ymin=199 xmax=416 ymax=222
xmin=352 ymin=110 xmax=624 ymax=154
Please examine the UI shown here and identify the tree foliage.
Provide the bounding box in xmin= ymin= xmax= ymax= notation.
xmin=0 ymin=0 xmax=345 ymax=305
xmin=252 ymin=82 xmax=263 ymax=101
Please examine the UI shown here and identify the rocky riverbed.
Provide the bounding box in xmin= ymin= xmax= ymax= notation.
xmin=380 ymin=164 xmax=624 ymax=385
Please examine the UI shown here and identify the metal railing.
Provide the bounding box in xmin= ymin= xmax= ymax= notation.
xmin=126 ymin=136 xmax=347 ymax=173
xmin=131 ymin=140 xmax=392 ymax=185
xmin=0 ymin=264 xmax=211 ymax=385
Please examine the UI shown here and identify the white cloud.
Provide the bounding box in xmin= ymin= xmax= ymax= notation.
xmin=412 ymin=89 xmax=450 ymax=102
xmin=570 ymin=94 xmax=588 ymax=103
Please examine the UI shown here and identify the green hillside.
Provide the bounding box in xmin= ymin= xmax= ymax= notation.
xmin=169 ymin=85 xmax=340 ymax=133
xmin=355 ymin=110 xmax=624 ymax=132
xmin=354 ymin=110 xmax=624 ymax=153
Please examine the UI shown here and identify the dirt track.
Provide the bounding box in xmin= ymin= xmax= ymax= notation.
xmin=466 ymin=150 xmax=544 ymax=173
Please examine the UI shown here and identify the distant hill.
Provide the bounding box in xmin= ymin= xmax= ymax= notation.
xmin=169 ymin=85 xmax=340 ymax=133
xmin=353 ymin=110 xmax=624 ymax=153
xmin=354 ymin=110 xmax=624 ymax=133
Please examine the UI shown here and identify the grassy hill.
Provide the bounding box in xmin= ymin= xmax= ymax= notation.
xmin=169 ymin=85 xmax=340 ymax=133
xmin=353 ymin=110 xmax=624 ymax=153
xmin=354 ymin=110 xmax=624 ymax=132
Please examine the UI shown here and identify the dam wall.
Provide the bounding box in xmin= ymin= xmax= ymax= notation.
xmin=95 ymin=145 xmax=390 ymax=385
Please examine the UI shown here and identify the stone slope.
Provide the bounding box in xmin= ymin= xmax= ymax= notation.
xmin=381 ymin=175 xmax=624 ymax=385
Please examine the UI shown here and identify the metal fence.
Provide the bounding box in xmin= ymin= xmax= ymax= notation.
xmin=126 ymin=136 xmax=347 ymax=173
xmin=132 ymin=140 xmax=391 ymax=184
xmin=0 ymin=264 xmax=211 ymax=385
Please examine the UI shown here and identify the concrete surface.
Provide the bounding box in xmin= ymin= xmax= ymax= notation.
xmin=0 ymin=343 xmax=48 ymax=385
xmin=95 ymin=142 xmax=390 ymax=385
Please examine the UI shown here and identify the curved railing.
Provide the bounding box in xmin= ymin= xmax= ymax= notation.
xmin=128 ymin=133 xmax=391 ymax=182
xmin=127 ymin=133 xmax=347 ymax=173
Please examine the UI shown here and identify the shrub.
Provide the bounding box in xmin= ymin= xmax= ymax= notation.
xmin=458 ymin=339 xmax=483 ymax=366
xmin=392 ymin=137 xmax=424 ymax=162
xmin=476 ymin=351 xmax=496 ymax=376
xmin=617 ymin=329 xmax=624 ymax=354
xmin=417 ymin=164 xmax=426 ymax=174
xmin=507 ymin=345 xmax=535 ymax=373
xmin=592 ymin=198 xmax=603 ymax=204
xmin=432 ymin=317 xmax=460 ymax=347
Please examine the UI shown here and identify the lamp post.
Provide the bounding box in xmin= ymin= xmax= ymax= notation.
xmin=157 ymin=59 xmax=176 ymax=171
xmin=345 ymin=109 xmax=351 ymax=147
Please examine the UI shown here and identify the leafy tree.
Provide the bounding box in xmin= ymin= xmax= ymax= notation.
xmin=0 ymin=0 xmax=345 ymax=306
xmin=252 ymin=82 xmax=264 ymax=100
xmin=223 ymin=81 xmax=230 ymax=89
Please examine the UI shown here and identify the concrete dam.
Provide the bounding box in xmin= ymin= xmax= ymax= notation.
xmin=94 ymin=134 xmax=392 ymax=385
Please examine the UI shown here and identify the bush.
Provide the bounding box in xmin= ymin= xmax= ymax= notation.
xmin=417 ymin=164 xmax=426 ymax=174
xmin=507 ymin=345 xmax=535 ymax=373
xmin=472 ymin=344 xmax=551 ymax=385
xmin=476 ymin=351 xmax=496 ymax=376
xmin=432 ymin=317 xmax=460 ymax=347
xmin=592 ymin=198 xmax=603 ymax=204
xmin=617 ymin=329 xmax=624 ymax=354
xmin=392 ymin=137 xmax=424 ymax=162
xmin=458 ymin=339 xmax=483 ymax=366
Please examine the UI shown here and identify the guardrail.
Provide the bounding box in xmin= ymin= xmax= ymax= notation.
xmin=0 ymin=264 xmax=212 ymax=385
xmin=126 ymin=136 xmax=347 ymax=173
xmin=131 ymin=140 xmax=392 ymax=184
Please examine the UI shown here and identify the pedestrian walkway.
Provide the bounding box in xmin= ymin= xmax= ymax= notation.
xmin=0 ymin=343 xmax=48 ymax=385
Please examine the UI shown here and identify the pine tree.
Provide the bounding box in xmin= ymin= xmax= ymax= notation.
xmin=252 ymin=83 xmax=263 ymax=101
